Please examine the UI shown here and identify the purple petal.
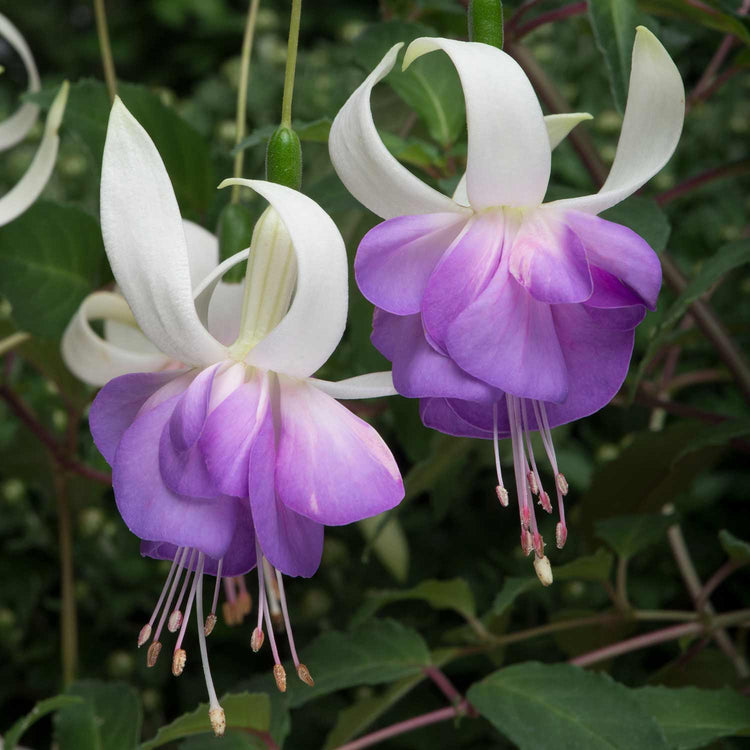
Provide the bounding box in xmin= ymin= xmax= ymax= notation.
xmin=446 ymin=261 xmax=568 ymax=403
xmin=276 ymin=378 xmax=404 ymax=525
xmin=421 ymin=211 xmax=503 ymax=352
xmin=419 ymin=398 xmax=493 ymax=439
xmin=90 ymin=370 xmax=188 ymax=465
xmin=355 ymin=213 xmax=467 ymax=315
xmin=169 ymin=364 xmax=220 ymax=452
xmin=113 ymin=396 xmax=239 ymax=560
xmin=543 ymin=302 xmax=635 ymax=428
xmin=246 ymin=392 xmax=324 ymax=578
xmin=565 ymin=210 xmax=661 ymax=310
xmin=509 ymin=211 xmax=592 ymax=304
xmin=198 ymin=373 xmax=266 ymax=498
xmin=140 ymin=501 xmax=256 ymax=577
xmin=371 ymin=309 xmax=500 ymax=401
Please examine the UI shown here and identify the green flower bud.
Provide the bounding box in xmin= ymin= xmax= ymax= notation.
xmin=469 ymin=0 xmax=504 ymax=50
xmin=265 ymin=125 xmax=302 ymax=190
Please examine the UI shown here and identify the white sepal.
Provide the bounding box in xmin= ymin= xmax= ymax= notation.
xmin=310 ymin=371 xmax=398 ymax=399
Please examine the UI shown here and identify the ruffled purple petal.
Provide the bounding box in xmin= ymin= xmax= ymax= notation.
xmin=446 ymin=261 xmax=568 ymax=403
xmin=275 ymin=378 xmax=404 ymax=525
xmin=509 ymin=211 xmax=592 ymax=304
xmin=90 ymin=370 xmax=188 ymax=465
xmin=246 ymin=388 xmax=324 ymax=578
xmin=355 ymin=213 xmax=467 ymax=315
xmin=565 ymin=210 xmax=661 ymax=310
xmin=421 ymin=211 xmax=503 ymax=352
xmin=168 ymin=364 xmax=219 ymax=452
xmin=113 ymin=395 xmax=239 ymax=560
xmin=198 ymin=373 xmax=266 ymax=498
xmin=371 ymin=309 xmax=500 ymax=401
xmin=140 ymin=501 xmax=256 ymax=577
xmin=419 ymin=398 xmax=493 ymax=439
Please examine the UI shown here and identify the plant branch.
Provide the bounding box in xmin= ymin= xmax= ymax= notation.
xmin=696 ymin=559 xmax=748 ymax=612
xmin=510 ymin=2 xmax=587 ymax=42
xmin=570 ymin=609 xmax=750 ymax=668
xmin=656 ymin=159 xmax=750 ymax=206
xmin=92 ymin=0 xmax=118 ymax=101
xmin=423 ymin=666 xmax=465 ymax=708
xmin=280 ymin=0 xmax=302 ymax=129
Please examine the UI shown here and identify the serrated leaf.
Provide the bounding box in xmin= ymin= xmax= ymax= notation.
xmin=490 ymin=577 xmax=538 ymax=617
xmin=554 ymin=548 xmax=614 ymax=582
xmin=588 ymin=0 xmax=638 ymax=113
xmin=633 ymin=685 xmax=750 ymax=749
xmin=468 ymin=662 xmax=669 ymax=750
xmin=55 ymin=680 xmax=142 ymax=750
xmin=141 ymin=693 xmax=271 ymax=750
xmin=718 ymin=529 xmax=750 ymax=563
xmin=4 ymin=695 xmax=85 ymax=750
xmin=354 ymin=21 xmax=465 ymax=146
xmin=352 ymin=578 xmax=476 ymax=627
xmin=0 ymin=201 xmax=109 ymax=338
xmin=595 ymin=513 xmax=675 ymax=558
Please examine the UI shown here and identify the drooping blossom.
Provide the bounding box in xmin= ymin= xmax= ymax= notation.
xmin=77 ymin=99 xmax=404 ymax=733
xmin=0 ymin=13 xmax=68 ymax=225
xmin=329 ymin=27 xmax=684 ymax=575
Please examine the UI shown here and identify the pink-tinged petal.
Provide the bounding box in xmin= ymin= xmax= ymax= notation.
xmin=566 ymin=210 xmax=661 ymax=309
xmin=404 ymin=38 xmax=550 ymax=209
xmin=168 ymin=364 xmax=220 ymax=453
xmin=276 ymin=377 xmax=404 ymax=525
xmin=446 ymin=262 xmax=568 ymax=403
xmin=113 ymin=397 xmax=240 ymax=560
xmin=90 ymin=370 xmax=187 ymax=465
xmin=140 ymin=502 xmax=256 ymax=577
xmin=421 ymin=211 xmax=503 ymax=352
xmin=199 ymin=373 xmax=267 ymax=498
xmin=247 ymin=393 xmax=324 ymax=578
xmin=509 ymin=211 xmax=592 ymax=304
xmin=544 ymin=303 xmax=635 ymax=428
xmin=355 ymin=213 xmax=467 ymax=315
xmin=371 ymin=310 xmax=499 ymax=401
xmin=419 ymin=398 xmax=493 ymax=439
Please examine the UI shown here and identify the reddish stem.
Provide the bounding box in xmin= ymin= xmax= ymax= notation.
xmin=657 ymin=159 xmax=750 ymax=206
xmin=333 ymin=701 xmax=469 ymax=750
xmin=506 ymin=0 xmax=546 ymax=30
xmin=510 ymin=1 xmax=586 ymax=41
xmin=423 ymin=665 xmax=470 ymax=710
xmin=696 ymin=559 xmax=747 ymax=612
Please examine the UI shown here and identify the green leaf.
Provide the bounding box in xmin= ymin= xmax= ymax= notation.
xmin=351 ymin=578 xmax=476 ymax=627
xmin=354 ymin=21 xmax=465 ymax=146
xmin=358 ymin=514 xmax=410 ymax=583
xmin=0 ymin=202 xmax=109 ymax=338
xmin=141 ymin=693 xmax=271 ymax=750
xmin=633 ymin=685 xmax=750 ymax=749
xmin=718 ymin=529 xmax=750 ymax=563
xmin=672 ymin=418 xmax=750 ymax=464
xmin=468 ymin=662 xmax=669 ymax=749
xmin=638 ymin=0 xmax=750 ymax=45
xmin=601 ymin=197 xmax=671 ymax=254
xmin=595 ymin=513 xmax=675 ymax=558
xmin=588 ymin=0 xmax=638 ymax=113
xmin=554 ymin=548 xmax=614 ymax=582
xmin=4 ymin=695 xmax=84 ymax=750
xmin=55 ymin=680 xmax=142 ymax=750
xmin=285 ymin=619 xmax=431 ymax=708
xmin=633 ymin=238 xmax=750 ymax=397
xmin=490 ymin=577 xmax=538 ymax=617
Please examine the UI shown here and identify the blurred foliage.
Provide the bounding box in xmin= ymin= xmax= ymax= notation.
xmin=1 ymin=0 xmax=750 ymax=749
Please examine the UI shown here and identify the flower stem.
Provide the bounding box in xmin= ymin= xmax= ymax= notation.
xmin=231 ymin=0 xmax=261 ymax=205
xmin=423 ymin=666 xmax=464 ymax=707
xmin=570 ymin=609 xmax=750 ymax=668
xmin=333 ymin=701 xmax=470 ymax=750
xmin=697 ymin=559 xmax=747 ymax=612
xmin=510 ymin=1 xmax=586 ymax=42
xmin=54 ymin=470 xmax=78 ymax=685
xmin=656 ymin=159 xmax=750 ymax=206
xmin=0 ymin=332 xmax=30 ymax=357
xmin=92 ymin=0 xmax=118 ymax=102
xmin=280 ymin=0 xmax=302 ymax=129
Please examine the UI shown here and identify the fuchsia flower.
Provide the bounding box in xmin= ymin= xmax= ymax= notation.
xmin=330 ymin=28 xmax=684 ymax=575
xmin=76 ymin=99 xmax=404 ymax=733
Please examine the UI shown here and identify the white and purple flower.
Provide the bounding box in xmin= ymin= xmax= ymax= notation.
xmin=69 ymin=99 xmax=404 ymax=732
xmin=329 ymin=27 xmax=684 ymax=571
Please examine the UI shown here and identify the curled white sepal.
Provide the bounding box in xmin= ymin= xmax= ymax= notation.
xmin=61 ymin=291 xmax=171 ymax=387
xmin=310 ymin=371 xmax=397 ymax=399
xmin=219 ymin=179 xmax=348 ymax=379
xmin=550 ymin=26 xmax=684 ymax=216
xmin=100 ymin=98 xmax=227 ymax=367
xmin=404 ymin=37 xmax=550 ymax=210
xmin=0 ymin=80 xmax=68 ymax=226
xmin=0 ymin=13 xmax=40 ymax=151
xmin=328 ymin=43 xmax=466 ymax=220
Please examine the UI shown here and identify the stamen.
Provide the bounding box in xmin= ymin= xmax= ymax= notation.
xmin=147 ymin=641 xmax=162 ymax=667
xmin=236 ymin=575 xmax=252 ymax=618
xmin=492 ymin=402 xmax=508 ymax=506
xmin=251 ymin=626 xmax=265 ymax=652
xmin=520 ymin=400 xmax=544 ymax=500
xmin=204 ymin=558 xmax=223 ymax=636
xmin=223 ymin=577 xmax=238 ymax=626
xmin=138 ymin=546 xmax=183 ymax=647
xmin=263 ymin=559 xmax=283 ymax=630
xmin=273 ymin=663 xmax=287 ymax=693
xmin=252 ymin=540 xmax=266 ymax=652
xmin=193 ymin=553 xmax=225 ymax=737
xmin=539 ymin=491 xmax=553 ymax=514
xmin=297 ymin=664 xmax=314 ymax=687
xmin=533 ymin=554 xmax=554 ymax=586
xmin=556 ymin=521 xmax=568 ymax=549
xmin=276 ymin=570 xmax=315 ymax=687
xmin=169 ymin=548 xmax=197 ymax=633
xmin=509 ymin=396 xmax=540 ymax=543
xmin=147 ymin=547 xmax=190 ymax=666
xmin=556 ymin=473 xmax=569 ymax=496
xmin=173 ymin=552 xmax=202 ymax=676
xmin=255 ymin=539 xmax=285 ymax=689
